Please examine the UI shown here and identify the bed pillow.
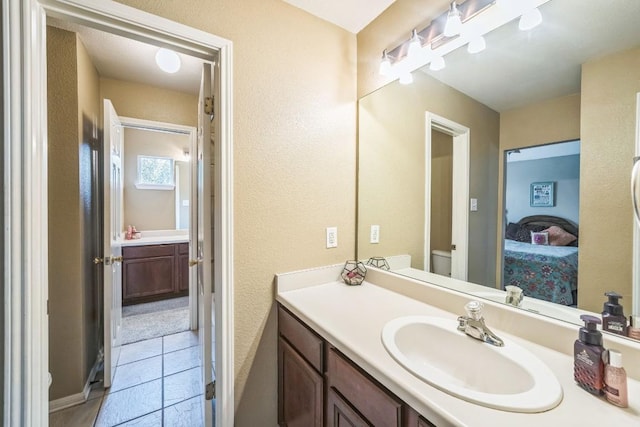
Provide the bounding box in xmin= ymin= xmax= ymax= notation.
xmin=531 ymin=231 xmax=549 ymax=245
xmin=513 ymin=224 xmax=546 ymax=242
xmin=544 ymin=225 xmax=577 ymax=246
xmin=505 ymin=223 xmax=521 ymax=240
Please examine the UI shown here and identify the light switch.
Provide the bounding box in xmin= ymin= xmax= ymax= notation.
xmin=470 ymin=198 xmax=478 ymax=212
xmin=326 ymin=227 xmax=338 ymax=248
xmin=370 ymin=225 xmax=380 ymax=244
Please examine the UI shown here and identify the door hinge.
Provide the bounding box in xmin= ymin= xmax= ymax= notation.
xmin=204 ymin=96 xmax=214 ymax=118
xmin=205 ymin=381 xmax=215 ymax=400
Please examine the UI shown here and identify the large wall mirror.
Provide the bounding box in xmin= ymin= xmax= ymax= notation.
xmin=357 ymin=0 xmax=640 ymax=340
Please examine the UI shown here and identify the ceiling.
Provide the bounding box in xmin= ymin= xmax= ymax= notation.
xmin=282 ymin=0 xmax=396 ymax=33
xmin=47 ymin=0 xmax=640 ymax=112
xmin=419 ymin=0 xmax=640 ymax=111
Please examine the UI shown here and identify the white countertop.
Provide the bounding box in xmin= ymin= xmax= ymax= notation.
xmin=276 ymin=265 xmax=640 ymax=427
xmin=120 ymin=234 xmax=189 ymax=247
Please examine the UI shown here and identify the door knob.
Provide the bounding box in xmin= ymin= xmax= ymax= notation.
xmin=93 ymin=257 xmax=104 ymax=265
xmin=111 ymin=255 xmax=123 ymax=263
xmin=189 ymin=258 xmax=202 ymax=267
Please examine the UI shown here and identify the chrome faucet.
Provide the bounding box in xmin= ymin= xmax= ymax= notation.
xmin=457 ymin=301 xmax=504 ymax=347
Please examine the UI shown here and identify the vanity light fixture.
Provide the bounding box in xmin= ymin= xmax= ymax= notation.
xmin=467 ymin=35 xmax=486 ymax=54
xmin=429 ymin=55 xmax=446 ymax=71
xmin=399 ymin=70 xmax=414 ymax=85
xmin=518 ymin=7 xmax=542 ymax=31
xmin=379 ymin=49 xmax=392 ymax=76
xmin=444 ymin=2 xmax=463 ymax=37
xmin=155 ymin=48 xmax=181 ymax=74
xmin=407 ymin=29 xmax=423 ymax=62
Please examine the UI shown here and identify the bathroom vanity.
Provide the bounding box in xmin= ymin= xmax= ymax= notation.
xmin=276 ymin=264 xmax=640 ymax=427
xmin=121 ymin=234 xmax=189 ymax=305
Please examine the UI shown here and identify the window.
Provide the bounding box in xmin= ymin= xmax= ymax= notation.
xmin=136 ymin=155 xmax=175 ymax=190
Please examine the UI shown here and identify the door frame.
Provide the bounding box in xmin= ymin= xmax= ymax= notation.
xmin=118 ymin=116 xmax=199 ymax=330
xmin=633 ymin=92 xmax=640 ymax=317
xmin=3 ymin=0 xmax=235 ymax=425
xmin=424 ymin=112 xmax=470 ymax=280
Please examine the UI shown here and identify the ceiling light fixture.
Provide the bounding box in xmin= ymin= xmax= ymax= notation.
xmin=518 ymin=7 xmax=542 ymax=31
xmin=155 ymin=48 xmax=181 ymax=74
xmin=444 ymin=2 xmax=463 ymax=37
xmin=467 ymin=35 xmax=486 ymax=54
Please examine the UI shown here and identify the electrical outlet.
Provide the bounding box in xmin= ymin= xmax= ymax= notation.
xmin=370 ymin=225 xmax=380 ymax=244
xmin=470 ymin=198 xmax=478 ymax=212
xmin=326 ymin=227 xmax=338 ymax=248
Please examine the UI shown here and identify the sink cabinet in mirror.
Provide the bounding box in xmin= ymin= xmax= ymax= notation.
xmin=357 ymin=0 xmax=640 ymax=340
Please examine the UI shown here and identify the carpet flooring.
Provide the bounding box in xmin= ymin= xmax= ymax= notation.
xmin=121 ymin=297 xmax=190 ymax=345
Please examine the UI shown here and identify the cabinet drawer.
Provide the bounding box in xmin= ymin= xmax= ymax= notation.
xmin=123 ymin=244 xmax=174 ymax=259
xmin=327 ymin=348 xmax=402 ymax=427
xmin=278 ymin=307 xmax=324 ymax=373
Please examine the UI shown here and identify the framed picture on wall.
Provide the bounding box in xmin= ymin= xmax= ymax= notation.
xmin=530 ymin=181 xmax=555 ymax=207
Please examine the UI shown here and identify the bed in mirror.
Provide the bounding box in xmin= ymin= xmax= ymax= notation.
xmin=357 ymin=0 xmax=640 ymax=340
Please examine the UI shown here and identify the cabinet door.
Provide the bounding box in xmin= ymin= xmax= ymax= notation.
xmin=326 ymin=388 xmax=369 ymax=427
xmin=278 ymin=337 xmax=323 ymax=427
xmin=178 ymin=252 xmax=190 ymax=292
xmin=122 ymin=256 xmax=174 ymax=304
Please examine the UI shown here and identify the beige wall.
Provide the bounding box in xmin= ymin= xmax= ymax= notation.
xmin=47 ymin=27 xmax=101 ymax=400
xmin=100 ymin=78 xmax=197 ymax=127
xmin=497 ymin=93 xmax=581 ymax=287
xmin=358 ymin=71 xmax=500 ymax=285
xmin=116 ymin=1 xmax=357 ymax=425
xmin=123 ymin=128 xmax=189 ymax=231
xmin=579 ymin=46 xmax=640 ymax=312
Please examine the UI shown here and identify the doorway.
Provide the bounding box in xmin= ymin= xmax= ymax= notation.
xmin=4 ymin=1 xmax=234 ymax=425
xmin=424 ymin=112 xmax=470 ymax=281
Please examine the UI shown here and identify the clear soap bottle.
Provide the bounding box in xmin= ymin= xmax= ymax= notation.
xmin=604 ymin=350 xmax=628 ymax=408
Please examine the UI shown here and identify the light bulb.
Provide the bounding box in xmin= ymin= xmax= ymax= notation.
xmin=519 ymin=7 xmax=542 ymax=31
xmin=407 ymin=29 xmax=422 ymax=61
xmin=379 ymin=50 xmax=392 ymax=76
xmin=155 ymin=48 xmax=181 ymax=73
xmin=399 ymin=71 xmax=413 ymax=85
xmin=429 ymin=56 xmax=445 ymax=71
xmin=467 ymin=36 xmax=486 ymax=54
xmin=444 ymin=2 xmax=462 ymax=37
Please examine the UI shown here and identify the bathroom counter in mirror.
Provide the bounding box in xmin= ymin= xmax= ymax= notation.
xmin=276 ymin=265 xmax=640 ymax=427
xmin=120 ymin=234 xmax=189 ymax=247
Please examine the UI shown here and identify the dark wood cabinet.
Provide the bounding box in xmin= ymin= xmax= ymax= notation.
xmin=278 ymin=306 xmax=324 ymax=427
xmin=277 ymin=304 xmax=437 ymax=427
xmin=122 ymin=243 xmax=190 ymax=305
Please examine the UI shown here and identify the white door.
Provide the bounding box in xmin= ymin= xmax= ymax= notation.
xmin=103 ymin=99 xmax=124 ymax=388
xmin=191 ymin=63 xmax=214 ymax=424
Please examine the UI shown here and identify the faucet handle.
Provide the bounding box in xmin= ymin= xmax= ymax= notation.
xmin=464 ymin=300 xmax=484 ymax=320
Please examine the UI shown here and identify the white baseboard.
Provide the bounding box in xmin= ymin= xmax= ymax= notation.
xmin=49 ymin=353 xmax=103 ymax=413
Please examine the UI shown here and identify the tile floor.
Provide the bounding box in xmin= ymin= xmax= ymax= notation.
xmin=50 ymin=329 xmax=210 ymax=427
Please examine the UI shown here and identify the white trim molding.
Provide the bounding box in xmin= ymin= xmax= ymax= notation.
xmin=424 ymin=112 xmax=470 ymax=281
xmin=4 ymin=1 xmax=235 ymax=426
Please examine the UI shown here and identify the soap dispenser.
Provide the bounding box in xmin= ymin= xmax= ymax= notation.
xmin=602 ymin=291 xmax=627 ymax=336
xmin=574 ymin=315 xmax=605 ymax=395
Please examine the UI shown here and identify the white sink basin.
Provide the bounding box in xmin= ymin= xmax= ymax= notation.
xmin=381 ymin=316 xmax=563 ymax=413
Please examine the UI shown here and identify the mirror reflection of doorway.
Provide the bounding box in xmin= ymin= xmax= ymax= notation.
xmin=429 ymin=129 xmax=453 ymax=277
xmin=502 ymin=140 xmax=581 ymax=306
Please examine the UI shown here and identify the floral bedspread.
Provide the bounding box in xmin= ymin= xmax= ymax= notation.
xmin=503 ymin=239 xmax=579 ymax=305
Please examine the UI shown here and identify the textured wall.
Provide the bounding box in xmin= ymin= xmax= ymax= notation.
xmin=115 ymin=1 xmax=357 ymax=425
xmin=47 ymin=26 xmax=85 ymax=400
xmin=123 ymin=127 xmax=189 ymax=231
xmin=580 ymin=46 xmax=640 ymax=312
xmin=100 ymin=78 xmax=197 ymax=127
xmin=358 ymin=72 xmax=500 ymax=286
xmin=505 ymin=154 xmax=580 ymax=224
